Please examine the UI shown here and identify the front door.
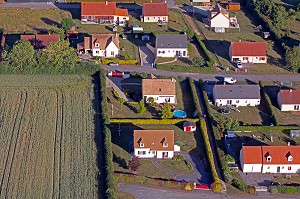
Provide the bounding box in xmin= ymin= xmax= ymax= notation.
xmin=162 ymin=152 xmax=168 ymax=158
xmin=277 ymin=166 xmax=280 ymax=173
xmin=227 ymin=100 xmax=232 ymax=105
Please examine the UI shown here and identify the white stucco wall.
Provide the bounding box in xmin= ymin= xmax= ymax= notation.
xmin=262 ymin=164 xmax=300 ymax=173
xmin=92 ymin=49 xmax=105 ymax=57
xmin=143 ymin=16 xmax=168 ymax=22
xmin=214 ymin=98 xmax=260 ymax=107
xmin=242 ymin=164 xmax=263 ymax=173
xmin=230 ymin=56 xmax=267 ymax=63
xmin=156 ymin=48 xmax=188 ymax=57
xmin=113 ymin=16 xmax=129 ymax=22
xmin=105 ymin=42 xmax=119 ymax=58
xmin=144 ymin=94 xmax=176 ymax=104
xmin=157 ymin=151 xmax=174 ymax=159
xmin=280 ymin=104 xmax=300 ymax=111
xmin=210 ymin=13 xmax=230 ymax=28
xmin=134 ymin=148 xmax=155 ymax=158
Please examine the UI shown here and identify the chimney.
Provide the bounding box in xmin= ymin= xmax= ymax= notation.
xmin=164 ymin=0 xmax=167 ymax=3
xmin=105 ymin=1 xmax=108 ymax=5
xmin=289 ymin=89 xmax=293 ymax=92
xmin=288 ymin=142 xmax=290 ymax=146
xmin=239 ymin=39 xmax=241 ymax=42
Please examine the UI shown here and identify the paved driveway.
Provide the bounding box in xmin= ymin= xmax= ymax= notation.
xmin=139 ymin=46 xmax=155 ymax=67
xmin=239 ymin=172 xmax=274 ymax=187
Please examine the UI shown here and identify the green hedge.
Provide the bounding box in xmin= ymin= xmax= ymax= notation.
xmin=156 ymin=64 xmax=215 ymax=73
xmin=236 ymin=125 xmax=297 ymax=132
xmin=189 ymin=78 xmax=202 ymax=116
xmin=110 ymin=118 xmax=199 ymax=125
xmin=259 ymin=81 xmax=278 ymax=126
xmin=270 ymin=185 xmax=300 ymax=194
xmin=194 ymin=34 xmax=215 ymax=65
xmin=99 ymin=69 xmax=117 ymax=199
xmin=102 ymin=58 xmax=137 ymax=65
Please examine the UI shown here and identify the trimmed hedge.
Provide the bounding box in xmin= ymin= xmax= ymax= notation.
xmin=110 ymin=118 xmax=199 ymax=125
xmin=236 ymin=125 xmax=297 ymax=132
xmin=194 ymin=34 xmax=215 ymax=65
xmin=270 ymin=185 xmax=300 ymax=194
xmin=259 ymin=81 xmax=278 ymax=126
xmin=156 ymin=64 xmax=215 ymax=73
xmin=102 ymin=58 xmax=137 ymax=65
xmin=189 ymin=78 xmax=202 ymax=116
xmin=99 ymin=69 xmax=117 ymax=199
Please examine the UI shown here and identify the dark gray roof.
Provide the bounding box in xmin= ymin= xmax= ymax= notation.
xmin=183 ymin=121 xmax=196 ymax=127
xmin=155 ymin=34 xmax=188 ymax=49
xmin=213 ymin=84 xmax=260 ymax=100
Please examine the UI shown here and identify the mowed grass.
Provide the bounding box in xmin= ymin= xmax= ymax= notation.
xmin=157 ymin=160 xmax=194 ymax=174
xmin=0 ymin=8 xmax=71 ymax=33
xmin=0 ymin=75 xmax=100 ymax=198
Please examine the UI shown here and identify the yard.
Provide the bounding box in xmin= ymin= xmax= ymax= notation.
xmin=0 ymin=8 xmax=71 ymax=33
xmin=107 ymin=76 xmax=196 ymax=119
xmin=157 ymin=160 xmax=194 ymax=174
xmin=0 ymin=75 xmax=100 ymax=198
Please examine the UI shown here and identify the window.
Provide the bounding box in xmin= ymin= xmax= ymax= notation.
xmin=163 ymin=17 xmax=166 ymax=21
xmin=147 ymin=17 xmax=149 ymax=20
xmin=140 ymin=143 xmax=144 ymax=147
xmin=162 ymin=152 xmax=168 ymax=157
xmin=267 ymin=166 xmax=270 ymax=169
xmin=243 ymin=57 xmax=248 ymax=61
xmin=288 ymin=166 xmax=291 ymax=170
xmin=95 ymin=43 xmax=99 ymax=47
xmin=294 ymin=105 xmax=300 ymax=111
xmin=267 ymin=156 xmax=272 ymax=162
xmin=236 ymin=100 xmax=239 ymax=103
xmin=288 ymin=155 xmax=293 ymax=162
xmin=95 ymin=51 xmax=99 ymax=54
xmin=163 ymin=143 xmax=168 ymax=147
xmin=259 ymin=57 xmax=265 ymax=61
xmin=154 ymin=17 xmax=155 ymax=19
xmin=282 ymin=166 xmax=284 ymax=169
xmin=138 ymin=151 xmax=146 ymax=155
xmin=111 ymin=51 xmax=114 ymax=56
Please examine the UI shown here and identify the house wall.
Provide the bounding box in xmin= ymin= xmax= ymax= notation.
xmin=92 ymin=49 xmax=106 ymax=57
xmin=105 ymin=42 xmax=119 ymax=58
xmin=214 ymin=98 xmax=260 ymax=107
xmin=280 ymin=104 xmax=300 ymax=112
xmin=134 ymin=148 xmax=155 ymax=158
xmin=262 ymin=164 xmax=300 ymax=173
xmin=157 ymin=151 xmax=174 ymax=159
xmin=210 ymin=13 xmax=230 ymax=28
xmin=230 ymin=55 xmax=267 ymax=63
xmin=113 ymin=16 xmax=129 ymax=22
xmin=240 ymin=149 xmax=262 ymax=172
xmin=143 ymin=16 xmax=168 ymax=23
xmin=156 ymin=48 xmax=188 ymax=57
xmin=143 ymin=94 xmax=176 ymax=104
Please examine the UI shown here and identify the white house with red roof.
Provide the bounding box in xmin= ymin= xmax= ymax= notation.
xmin=277 ymin=89 xmax=300 ymax=111
xmin=240 ymin=145 xmax=300 ymax=173
xmin=81 ymin=1 xmax=129 ymax=25
xmin=208 ymin=4 xmax=230 ymax=28
xmin=142 ymin=2 xmax=168 ymax=23
xmin=229 ymin=42 xmax=267 ymax=64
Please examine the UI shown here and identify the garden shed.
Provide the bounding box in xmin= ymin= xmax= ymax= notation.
xmin=183 ymin=122 xmax=196 ymax=132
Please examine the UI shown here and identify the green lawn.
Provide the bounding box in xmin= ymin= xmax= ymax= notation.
xmin=119 ymin=38 xmax=138 ymax=60
xmin=138 ymin=160 xmax=173 ymax=179
xmin=157 ymin=160 xmax=194 ymax=174
xmin=174 ymin=0 xmax=191 ymax=6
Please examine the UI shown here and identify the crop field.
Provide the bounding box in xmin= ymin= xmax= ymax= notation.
xmin=0 ymin=75 xmax=99 ymax=198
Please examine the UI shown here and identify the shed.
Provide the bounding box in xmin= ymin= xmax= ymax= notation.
xmin=226 ymin=130 xmax=236 ymax=138
xmin=290 ymin=130 xmax=300 ymax=138
xmin=227 ymin=2 xmax=240 ymax=10
xmin=183 ymin=122 xmax=196 ymax=132
xmin=262 ymin=32 xmax=270 ymax=39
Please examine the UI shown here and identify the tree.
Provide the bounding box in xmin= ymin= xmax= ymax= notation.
xmin=48 ymin=25 xmax=65 ymax=40
xmin=7 ymin=40 xmax=36 ymax=69
xmin=118 ymin=98 xmax=126 ymax=110
xmin=285 ymin=46 xmax=300 ymax=72
xmin=128 ymin=156 xmax=141 ymax=174
xmin=39 ymin=40 xmax=78 ymax=69
xmin=137 ymin=99 xmax=146 ymax=114
xmin=147 ymin=97 xmax=155 ymax=104
xmin=192 ymin=57 xmax=205 ymax=67
xmin=186 ymin=28 xmax=194 ymax=40
xmin=61 ymin=18 xmax=74 ymax=31
xmin=161 ymin=102 xmax=173 ymax=119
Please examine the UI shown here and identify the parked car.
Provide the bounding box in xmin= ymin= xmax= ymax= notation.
xmin=108 ymin=62 xmax=119 ymax=67
xmin=236 ymin=60 xmax=243 ymax=68
xmin=223 ymin=77 xmax=237 ymax=84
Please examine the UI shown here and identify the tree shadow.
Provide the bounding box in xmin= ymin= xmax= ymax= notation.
xmin=41 ymin=17 xmax=60 ymax=27
xmin=113 ymin=153 xmax=128 ymax=169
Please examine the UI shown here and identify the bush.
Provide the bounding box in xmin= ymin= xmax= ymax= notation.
xmin=172 ymin=155 xmax=184 ymax=161
xmin=113 ymin=90 xmax=120 ymax=99
xmin=232 ymin=179 xmax=247 ymax=191
xmin=156 ymin=64 xmax=214 ymax=73
xmin=194 ymin=34 xmax=215 ymax=65
xmin=247 ymin=185 xmax=256 ymax=194
xmin=102 ymin=58 xmax=137 ymax=65
xmin=110 ymin=118 xmax=199 ymax=125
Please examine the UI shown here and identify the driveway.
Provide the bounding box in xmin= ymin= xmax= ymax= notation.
xmin=139 ymin=46 xmax=155 ymax=67
xmin=239 ymin=172 xmax=274 ymax=187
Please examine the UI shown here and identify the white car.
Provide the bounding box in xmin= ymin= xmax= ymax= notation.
xmin=236 ymin=60 xmax=243 ymax=68
xmin=223 ymin=77 xmax=237 ymax=84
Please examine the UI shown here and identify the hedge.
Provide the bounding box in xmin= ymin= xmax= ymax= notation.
xmin=99 ymin=69 xmax=117 ymax=199
xmin=110 ymin=118 xmax=199 ymax=125
xmin=189 ymin=78 xmax=221 ymax=192
xmin=156 ymin=64 xmax=215 ymax=73
xmin=102 ymin=58 xmax=138 ymax=65
xmin=199 ymin=79 xmax=214 ymax=121
xmin=269 ymin=185 xmax=300 ymax=194
xmin=236 ymin=125 xmax=297 ymax=132
xmin=259 ymin=81 xmax=278 ymax=126
xmin=194 ymin=34 xmax=215 ymax=65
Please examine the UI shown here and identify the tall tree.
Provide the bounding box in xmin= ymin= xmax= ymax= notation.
xmin=61 ymin=18 xmax=74 ymax=31
xmin=48 ymin=25 xmax=65 ymax=40
xmin=39 ymin=40 xmax=78 ymax=69
xmin=7 ymin=40 xmax=35 ymax=69
xmin=161 ymin=102 xmax=173 ymax=119
xmin=285 ymin=46 xmax=300 ymax=73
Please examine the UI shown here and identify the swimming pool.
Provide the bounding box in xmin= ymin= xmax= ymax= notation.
xmin=173 ymin=110 xmax=187 ymax=118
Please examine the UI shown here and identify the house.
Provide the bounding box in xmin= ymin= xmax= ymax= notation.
xmin=277 ymin=89 xmax=300 ymax=111
xmin=213 ymin=84 xmax=261 ymax=107
xmin=207 ymin=4 xmax=230 ymax=29
xmin=240 ymin=145 xmax=300 ymax=173
xmin=226 ymin=2 xmax=240 ymax=11
xmin=155 ymin=34 xmax=188 ymax=57
xmin=20 ymin=34 xmax=60 ymax=49
xmin=183 ymin=122 xmax=196 ymax=132
xmin=81 ymin=2 xmax=129 ymax=25
xmin=77 ymin=34 xmax=119 ymax=57
xmin=142 ymin=78 xmax=176 ymax=104
xmin=229 ymin=42 xmax=267 ymax=63
xmin=133 ymin=130 xmax=180 ymax=158
xmin=142 ymin=2 xmax=168 ymax=23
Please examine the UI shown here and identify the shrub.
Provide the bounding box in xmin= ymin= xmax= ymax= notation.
xmin=232 ymin=179 xmax=247 ymax=191
xmin=172 ymin=155 xmax=184 ymax=161
xmin=102 ymin=58 xmax=137 ymax=65
xmin=137 ymin=99 xmax=146 ymax=114
xmin=110 ymin=118 xmax=199 ymax=125
xmin=113 ymin=90 xmax=120 ymax=99
xmin=247 ymin=185 xmax=256 ymax=194
xmin=184 ymin=183 xmax=194 ymax=191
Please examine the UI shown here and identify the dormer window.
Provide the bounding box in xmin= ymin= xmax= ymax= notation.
xmin=95 ymin=43 xmax=99 ymax=47
xmin=140 ymin=143 xmax=144 ymax=147
xmin=163 ymin=143 xmax=168 ymax=147
xmin=267 ymin=155 xmax=272 ymax=162
xmin=152 ymin=142 xmax=156 ymax=146
xmin=288 ymin=155 xmax=293 ymax=162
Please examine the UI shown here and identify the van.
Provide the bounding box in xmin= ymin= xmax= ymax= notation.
xmin=223 ymin=77 xmax=237 ymax=84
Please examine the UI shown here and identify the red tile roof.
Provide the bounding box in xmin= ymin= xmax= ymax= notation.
xmin=278 ymin=89 xmax=300 ymax=105
xmin=242 ymin=146 xmax=262 ymax=164
xmin=231 ymin=42 xmax=267 ymax=57
xmin=20 ymin=34 xmax=59 ymax=49
xmin=81 ymin=2 xmax=128 ymax=16
xmin=143 ymin=3 xmax=168 ymax=17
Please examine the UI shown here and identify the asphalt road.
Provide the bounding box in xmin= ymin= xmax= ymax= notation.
xmin=102 ymin=65 xmax=300 ymax=82
xmin=119 ymin=183 xmax=300 ymax=199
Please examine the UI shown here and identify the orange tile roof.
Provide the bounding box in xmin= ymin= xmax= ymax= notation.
xmin=81 ymin=2 xmax=128 ymax=17
xmin=262 ymin=146 xmax=300 ymax=164
xmin=84 ymin=34 xmax=119 ymax=50
xmin=231 ymin=42 xmax=267 ymax=57
xmin=142 ymin=78 xmax=176 ymax=95
xmin=20 ymin=34 xmax=59 ymax=49
xmin=278 ymin=89 xmax=300 ymax=105
xmin=134 ymin=130 xmax=174 ymax=151
xmin=242 ymin=146 xmax=263 ymax=164
xmin=142 ymin=3 xmax=168 ymax=16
